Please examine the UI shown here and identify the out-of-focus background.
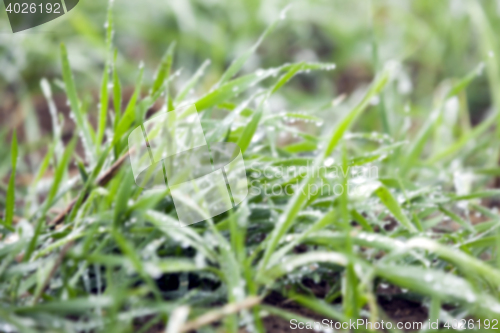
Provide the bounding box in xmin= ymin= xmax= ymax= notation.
xmin=0 ymin=0 xmax=495 ymax=123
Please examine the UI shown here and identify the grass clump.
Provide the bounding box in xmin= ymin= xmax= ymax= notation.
xmin=1 ymin=2 xmax=500 ymax=333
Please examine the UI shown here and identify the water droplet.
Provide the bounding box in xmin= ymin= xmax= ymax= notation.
xmin=324 ymin=157 xmax=334 ymax=167
xmin=465 ymin=292 xmax=476 ymax=303
xmin=370 ymin=96 xmax=380 ymax=106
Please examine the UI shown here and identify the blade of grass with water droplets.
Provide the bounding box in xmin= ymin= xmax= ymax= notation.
xmin=236 ymin=62 xmax=335 ymax=154
xmin=45 ymin=137 xmax=77 ymax=213
xmin=267 ymin=210 xmax=335 ymax=267
xmin=27 ymin=145 xmax=54 ymax=214
xmin=448 ymin=189 xmax=500 ymax=201
xmin=60 ymin=43 xmax=94 ymax=162
xmin=113 ymin=66 xmax=144 ymax=151
xmin=195 ymin=68 xmax=278 ymax=112
xmin=213 ymin=6 xmax=288 ymax=88
xmin=374 ymin=185 xmax=418 ymax=232
xmin=290 ymin=294 xmax=348 ymax=322
xmin=438 ymin=206 xmax=474 ymax=231
xmin=406 ymin=237 xmax=500 ymax=289
xmin=25 ymin=136 xmax=77 ymax=261
xmin=96 ymin=1 xmax=113 ymax=150
xmin=113 ymin=170 xmax=134 ymax=227
xmin=112 ymin=50 xmax=122 ymax=129
xmin=468 ymin=1 xmax=500 ymax=134
xmin=40 ymin=79 xmax=63 ymax=163
xmin=96 ymin=64 xmax=109 ymax=152
xmin=4 ymin=131 xmax=17 ymax=229
xmin=175 ymin=59 xmax=211 ymax=104
xmin=66 ymin=146 xmax=114 ymax=225
xmin=426 ymin=110 xmax=496 ymax=164
xmin=110 ymin=229 xmax=162 ymax=300
xmin=258 ymin=69 xmax=390 ymax=273
xmin=259 ymin=251 xmax=348 ymax=285
xmin=324 ymin=70 xmax=389 ymax=158
xmin=401 ymin=63 xmax=484 ymax=174
xmin=351 ymin=209 xmax=374 ymax=232
xmin=97 ymin=2 xmax=113 ymax=151
xmin=376 ymin=265 xmax=500 ymax=319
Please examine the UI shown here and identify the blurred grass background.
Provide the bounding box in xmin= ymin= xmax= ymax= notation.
xmin=0 ymin=0 xmax=495 ymax=113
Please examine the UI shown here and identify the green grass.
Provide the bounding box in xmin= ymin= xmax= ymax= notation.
xmin=1 ymin=1 xmax=500 ymax=333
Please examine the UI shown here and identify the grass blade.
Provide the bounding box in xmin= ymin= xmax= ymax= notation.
xmin=374 ymin=185 xmax=418 ymax=232
xmin=96 ymin=64 xmax=109 ymax=151
xmin=112 ymin=50 xmax=122 ymax=129
xmin=151 ymin=42 xmax=176 ymax=96
xmin=258 ymin=68 xmax=390 ymax=273
xmin=175 ymin=59 xmax=211 ymax=104
xmin=213 ymin=6 xmax=288 ymax=88
xmin=376 ymin=265 xmax=500 ymax=319
xmin=4 ymin=131 xmax=18 ymax=229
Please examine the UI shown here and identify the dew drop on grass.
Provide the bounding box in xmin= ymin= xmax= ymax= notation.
xmin=145 ymin=263 xmax=162 ymax=279
xmin=324 ymin=157 xmax=334 ymax=167
xmin=424 ymin=273 xmax=434 ymax=282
